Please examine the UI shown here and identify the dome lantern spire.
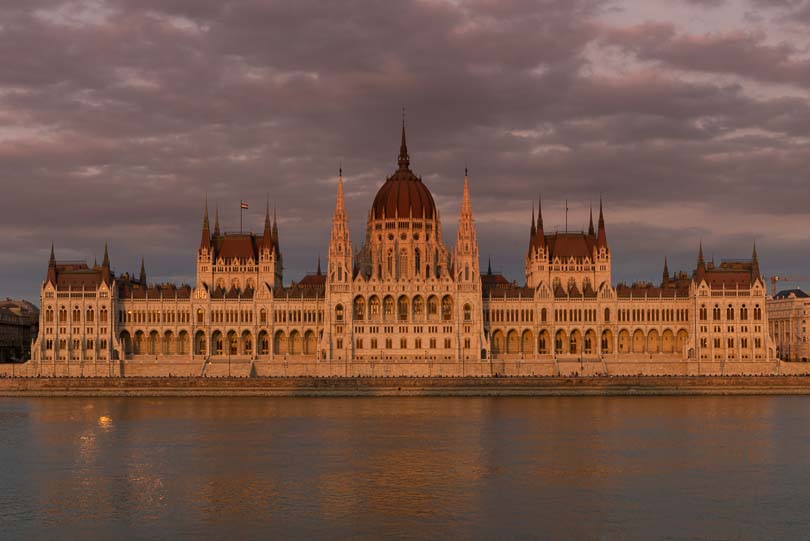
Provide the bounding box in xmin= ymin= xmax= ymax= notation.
xmin=398 ymin=106 xmax=409 ymax=170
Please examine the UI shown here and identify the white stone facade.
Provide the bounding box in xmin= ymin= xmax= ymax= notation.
xmin=31 ymin=124 xmax=777 ymax=373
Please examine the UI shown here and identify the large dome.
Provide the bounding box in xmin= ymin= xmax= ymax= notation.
xmin=370 ymin=123 xmax=436 ymax=220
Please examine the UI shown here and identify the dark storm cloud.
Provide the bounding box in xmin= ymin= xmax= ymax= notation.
xmin=1 ymin=0 xmax=809 ymax=302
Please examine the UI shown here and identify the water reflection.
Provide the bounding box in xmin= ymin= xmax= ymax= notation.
xmin=2 ymin=396 xmax=810 ymax=539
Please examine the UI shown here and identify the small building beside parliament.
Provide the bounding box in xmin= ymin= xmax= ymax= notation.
xmin=31 ymin=122 xmax=777 ymax=376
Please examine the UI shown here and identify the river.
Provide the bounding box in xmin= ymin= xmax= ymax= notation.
xmin=1 ymin=396 xmax=808 ymax=540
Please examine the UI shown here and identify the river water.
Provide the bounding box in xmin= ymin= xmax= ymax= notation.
xmin=1 ymin=396 xmax=809 ymax=540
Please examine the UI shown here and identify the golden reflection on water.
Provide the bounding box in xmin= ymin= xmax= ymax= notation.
xmin=7 ymin=396 xmax=808 ymax=539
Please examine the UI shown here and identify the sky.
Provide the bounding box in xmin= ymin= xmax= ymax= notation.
xmin=2 ymin=0 xmax=810 ymax=303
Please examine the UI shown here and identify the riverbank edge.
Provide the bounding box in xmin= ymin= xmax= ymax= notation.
xmin=4 ymin=376 xmax=810 ymax=396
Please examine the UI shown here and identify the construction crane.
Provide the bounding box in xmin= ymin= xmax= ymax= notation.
xmin=770 ymin=276 xmax=810 ymax=297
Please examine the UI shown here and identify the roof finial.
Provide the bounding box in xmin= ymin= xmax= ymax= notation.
xmin=398 ymin=106 xmax=409 ymax=169
xmin=317 ymin=254 xmax=322 ymax=276
xmin=487 ymin=256 xmax=492 ymax=275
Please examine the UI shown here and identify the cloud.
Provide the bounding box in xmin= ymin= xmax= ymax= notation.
xmin=1 ymin=0 xmax=809 ymax=302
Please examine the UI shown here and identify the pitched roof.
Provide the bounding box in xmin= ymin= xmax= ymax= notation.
xmin=212 ymin=233 xmax=262 ymax=261
xmin=545 ymin=232 xmax=595 ymax=261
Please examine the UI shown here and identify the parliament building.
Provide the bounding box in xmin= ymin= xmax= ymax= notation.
xmin=31 ymin=122 xmax=777 ymax=376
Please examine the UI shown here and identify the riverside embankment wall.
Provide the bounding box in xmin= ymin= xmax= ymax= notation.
xmin=1 ymin=357 xmax=806 ymax=379
xmin=4 ymin=375 xmax=810 ymax=396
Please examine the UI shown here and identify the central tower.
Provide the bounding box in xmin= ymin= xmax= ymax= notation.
xmin=357 ymin=117 xmax=450 ymax=282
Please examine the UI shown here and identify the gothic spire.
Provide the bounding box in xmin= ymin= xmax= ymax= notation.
xmin=200 ymin=196 xmax=211 ymax=250
xmin=461 ymin=167 xmax=472 ymax=217
xmin=213 ymin=204 xmax=220 ymax=236
xmin=487 ymin=256 xmax=492 ymax=275
xmin=534 ymin=194 xmax=545 ymax=250
xmin=47 ymin=243 xmax=56 ymax=285
xmin=398 ymin=107 xmax=410 ymax=170
xmin=317 ymin=255 xmax=322 ymax=276
xmin=596 ymin=197 xmax=607 ymax=249
xmin=101 ymin=242 xmax=111 ymax=284
xmin=262 ymin=196 xmax=272 ymax=250
xmin=752 ymin=241 xmax=760 ymax=280
xmin=272 ymin=206 xmax=281 ymax=258
xmin=139 ymin=257 xmax=146 ymax=285
xmin=588 ymin=204 xmax=595 ymax=236
xmin=335 ymin=166 xmax=346 ymax=218
xmin=102 ymin=242 xmax=110 ymax=268
xmin=695 ymin=241 xmax=706 ymax=280
xmin=662 ymin=256 xmax=670 ymax=286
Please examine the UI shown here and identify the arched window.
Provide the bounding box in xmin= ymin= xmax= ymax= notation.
xmin=260 ymin=309 xmax=267 ymax=324
xmin=754 ymin=304 xmax=762 ymax=321
xmin=387 ymin=250 xmax=393 ymax=276
xmin=567 ymin=277 xmax=576 ymax=291
xmin=354 ymin=297 xmax=366 ymax=320
xmin=59 ymin=306 xmax=67 ymax=323
xmin=100 ymin=307 xmax=108 ymax=323
xmin=583 ymin=277 xmax=592 ymax=291
xmin=553 ymin=277 xmax=561 ymax=291
xmin=441 ymin=296 xmax=453 ymax=321
xmin=398 ymin=297 xmax=409 ymax=321
xmin=86 ymin=308 xmax=94 ymax=322
xmin=604 ymin=308 xmax=610 ymax=322
xmin=700 ymin=305 xmax=707 ymax=321
xmin=399 ymin=249 xmax=408 ymax=279
xmin=727 ymin=305 xmax=734 ymax=320
xmin=413 ymin=296 xmax=424 ymax=316
xmin=428 ymin=297 xmax=438 ymax=316
xmin=415 ymin=249 xmax=421 ymax=274
xmin=196 ymin=309 xmax=204 ymax=324
xmin=740 ymin=305 xmax=748 ymax=320
xmin=713 ymin=305 xmax=721 ymax=321
xmin=384 ymin=297 xmax=394 ymax=317
xmin=72 ymin=306 xmax=81 ymax=322
xmin=335 ymin=304 xmax=344 ymax=322
xmin=463 ymin=304 xmax=471 ymax=321
xmin=370 ymin=297 xmax=381 ymax=317
xmin=541 ymin=308 xmax=547 ymax=322
xmin=465 ymin=265 xmax=469 ymax=281
xmin=46 ymin=308 xmax=54 ymax=323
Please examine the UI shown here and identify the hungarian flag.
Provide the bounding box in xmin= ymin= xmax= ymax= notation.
xmin=240 ymin=201 xmax=249 ymax=210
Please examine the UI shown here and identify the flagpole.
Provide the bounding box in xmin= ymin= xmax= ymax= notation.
xmin=240 ymin=200 xmax=243 ymax=233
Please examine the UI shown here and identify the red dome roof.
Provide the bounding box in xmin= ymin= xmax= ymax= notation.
xmin=370 ymin=122 xmax=436 ymax=220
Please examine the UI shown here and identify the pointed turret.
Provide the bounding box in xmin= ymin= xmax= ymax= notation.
xmin=588 ymin=204 xmax=595 ymax=236
xmin=328 ymin=166 xmax=351 ymax=284
xmin=528 ymin=204 xmax=536 ymax=253
xmin=272 ymin=206 xmax=280 ymax=256
xmin=200 ymin=196 xmax=211 ymax=250
xmin=398 ymin=108 xmax=409 ymax=170
xmin=262 ymin=197 xmax=272 ymax=251
xmin=534 ymin=194 xmax=546 ymax=250
xmin=47 ymin=243 xmax=57 ymax=285
xmin=317 ymin=256 xmax=322 ymax=276
xmin=461 ymin=167 xmax=472 ymax=216
xmin=487 ymin=256 xmax=492 ymax=275
xmin=139 ymin=257 xmax=146 ymax=285
xmin=101 ymin=242 xmax=111 ymax=284
xmin=213 ymin=205 xmax=220 ymax=237
xmin=662 ymin=257 xmax=670 ymax=287
xmin=335 ymin=166 xmax=347 ymax=219
xmin=752 ymin=242 xmax=760 ymax=280
xmin=695 ymin=241 xmax=706 ymax=281
xmin=596 ymin=197 xmax=607 ymax=249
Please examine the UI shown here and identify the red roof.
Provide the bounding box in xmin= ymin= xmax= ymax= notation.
xmin=545 ymin=232 xmax=596 ymax=261
xmin=213 ymin=234 xmax=261 ymax=261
